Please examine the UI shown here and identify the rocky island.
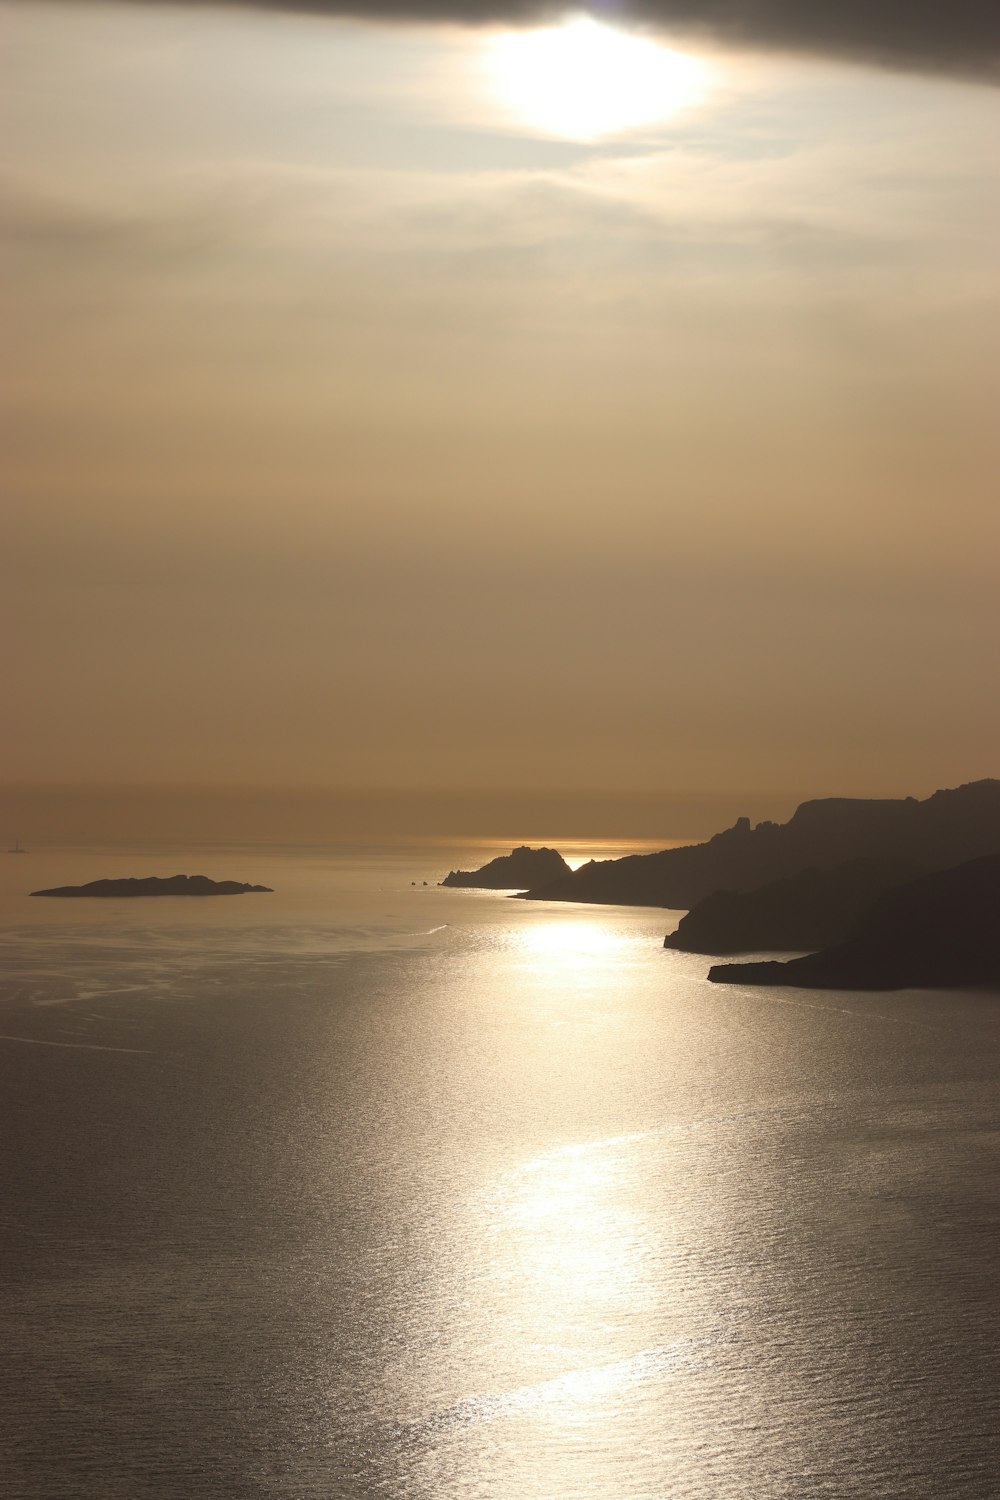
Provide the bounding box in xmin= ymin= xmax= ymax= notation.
xmin=441 ymin=846 xmax=570 ymax=891
xmin=31 ymin=875 xmax=273 ymax=898
xmin=707 ymin=855 xmax=1000 ymax=991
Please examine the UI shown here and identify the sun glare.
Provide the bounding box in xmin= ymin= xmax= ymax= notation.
xmin=487 ymin=15 xmax=710 ymax=141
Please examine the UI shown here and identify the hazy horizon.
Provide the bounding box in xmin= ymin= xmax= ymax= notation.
xmin=0 ymin=780 xmax=787 ymax=846
xmin=3 ymin=771 xmax=996 ymax=848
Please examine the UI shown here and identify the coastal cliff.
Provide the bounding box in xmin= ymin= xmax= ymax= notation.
xmin=518 ymin=780 xmax=1000 ymax=910
xmin=707 ymin=855 xmax=1000 ymax=990
xmin=664 ymin=857 xmax=919 ymax=955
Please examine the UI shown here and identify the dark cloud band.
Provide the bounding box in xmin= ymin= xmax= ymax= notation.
xmin=159 ymin=0 xmax=997 ymax=79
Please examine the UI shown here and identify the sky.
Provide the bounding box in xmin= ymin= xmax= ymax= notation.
xmin=3 ymin=0 xmax=999 ymax=840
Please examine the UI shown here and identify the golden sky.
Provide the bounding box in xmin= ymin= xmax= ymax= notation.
xmin=3 ymin=1 xmax=998 ymax=835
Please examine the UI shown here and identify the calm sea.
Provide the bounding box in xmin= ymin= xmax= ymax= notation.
xmin=1 ymin=842 xmax=998 ymax=1499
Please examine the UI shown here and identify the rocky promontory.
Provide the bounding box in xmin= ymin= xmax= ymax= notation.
xmin=664 ymin=857 xmax=919 ymax=955
xmin=31 ymin=875 xmax=273 ymax=898
xmin=707 ymin=855 xmax=1000 ymax=990
xmin=441 ymin=846 xmax=570 ymax=891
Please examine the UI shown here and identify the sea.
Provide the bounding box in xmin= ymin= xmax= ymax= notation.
xmin=1 ymin=840 xmax=998 ymax=1500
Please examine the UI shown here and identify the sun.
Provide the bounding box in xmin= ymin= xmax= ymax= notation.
xmin=487 ymin=14 xmax=710 ymax=142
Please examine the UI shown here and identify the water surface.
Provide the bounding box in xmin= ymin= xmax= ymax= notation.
xmin=1 ymin=844 xmax=997 ymax=1497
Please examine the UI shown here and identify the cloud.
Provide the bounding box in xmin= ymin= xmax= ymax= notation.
xmin=0 ymin=172 xmax=248 ymax=260
xmin=134 ymin=0 xmax=998 ymax=79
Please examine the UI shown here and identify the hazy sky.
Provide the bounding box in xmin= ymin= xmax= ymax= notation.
xmin=3 ymin=0 xmax=998 ymax=836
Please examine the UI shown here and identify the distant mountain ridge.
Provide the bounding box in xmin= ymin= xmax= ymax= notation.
xmin=441 ymin=846 xmax=570 ymax=890
xmin=519 ymin=780 xmax=1000 ymax=909
xmin=707 ymin=855 xmax=1000 ymax=991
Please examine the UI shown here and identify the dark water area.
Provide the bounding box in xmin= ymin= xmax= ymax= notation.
xmin=1 ymin=846 xmax=998 ymax=1497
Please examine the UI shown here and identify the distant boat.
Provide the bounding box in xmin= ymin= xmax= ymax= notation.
xmin=7 ymin=838 xmax=27 ymax=854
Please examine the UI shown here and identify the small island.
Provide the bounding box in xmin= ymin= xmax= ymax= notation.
xmin=31 ymin=875 xmax=273 ymax=898
xmin=707 ymin=854 xmax=1000 ymax=991
xmin=441 ymin=846 xmax=571 ymax=891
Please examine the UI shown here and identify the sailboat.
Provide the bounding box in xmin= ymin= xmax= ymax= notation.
xmin=7 ymin=838 xmax=27 ymax=854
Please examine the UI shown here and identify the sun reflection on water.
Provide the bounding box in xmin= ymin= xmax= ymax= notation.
xmin=502 ymin=1132 xmax=645 ymax=1308
xmin=508 ymin=916 xmax=631 ymax=972
xmin=470 ymin=1120 xmax=675 ymax=1437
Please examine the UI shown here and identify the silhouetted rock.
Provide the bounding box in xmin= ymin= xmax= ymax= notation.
xmin=519 ymin=780 xmax=1000 ymax=909
xmin=707 ymin=856 xmax=1000 ymax=990
xmin=31 ymin=875 xmax=273 ymax=898
xmin=664 ymin=857 xmax=919 ymax=954
xmin=441 ymin=846 xmax=571 ymax=890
